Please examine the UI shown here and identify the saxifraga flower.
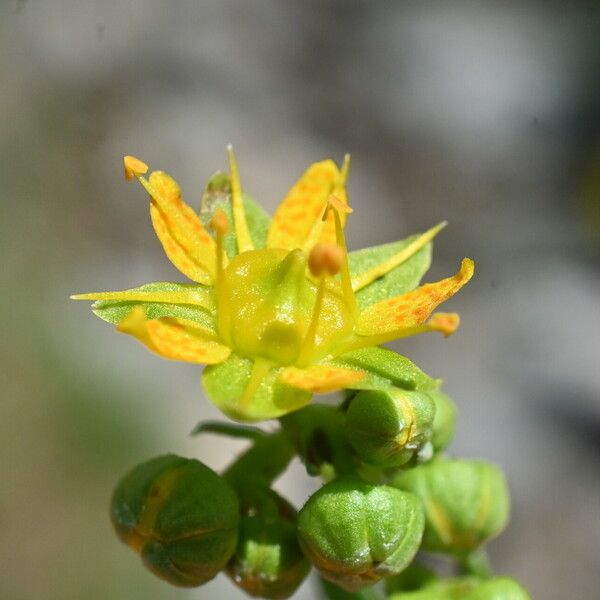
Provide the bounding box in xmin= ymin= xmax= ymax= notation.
xmin=72 ymin=150 xmax=473 ymax=421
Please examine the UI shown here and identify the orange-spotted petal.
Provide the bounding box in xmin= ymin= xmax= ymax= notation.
xmin=279 ymin=364 xmax=365 ymax=393
xmin=356 ymin=258 xmax=474 ymax=336
xmin=117 ymin=307 xmax=230 ymax=364
xmin=140 ymin=171 xmax=216 ymax=284
xmin=267 ymin=159 xmax=348 ymax=251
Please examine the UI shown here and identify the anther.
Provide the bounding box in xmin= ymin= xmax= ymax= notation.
xmin=123 ymin=155 xmax=148 ymax=181
xmin=210 ymin=208 xmax=229 ymax=235
xmin=308 ymin=243 xmax=343 ymax=277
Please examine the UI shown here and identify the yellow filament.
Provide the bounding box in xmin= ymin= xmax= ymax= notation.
xmin=340 ymin=153 xmax=351 ymax=185
xmin=352 ymin=221 xmax=447 ymax=292
xmin=227 ymin=145 xmax=254 ymax=254
xmin=240 ymin=358 xmax=272 ymax=408
xmin=331 ymin=204 xmax=358 ymax=317
xmin=297 ymin=275 xmax=327 ymax=366
xmin=301 ymin=201 xmax=329 ymax=254
xmin=210 ymin=209 xmax=232 ymax=344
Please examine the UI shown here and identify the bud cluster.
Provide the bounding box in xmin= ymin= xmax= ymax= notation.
xmin=110 ymin=387 xmax=528 ymax=599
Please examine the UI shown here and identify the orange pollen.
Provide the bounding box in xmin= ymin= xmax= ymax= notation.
xmin=308 ymin=243 xmax=343 ymax=277
xmin=210 ymin=208 xmax=229 ymax=234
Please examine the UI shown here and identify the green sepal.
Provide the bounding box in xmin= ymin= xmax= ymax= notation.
xmin=391 ymin=458 xmax=510 ymax=557
xmin=91 ymin=281 xmax=215 ymax=329
xmin=202 ymin=354 xmax=311 ymax=422
xmin=331 ymin=347 xmax=439 ymax=392
xmin=297 ymin=477 xmax=425 ymax=592
xmin=344 ymin=388 xmax=436 ymax=469
xmin=200 ymin=171 xmax=270 ymax=256
xmin=227 ymin=487 xmax=310 ymax=599
xmin=280 ymin=404 xmax=356 ymax=478
xmin=110 ymin=454 xmax=239 ymax=587
xmin=349 ymin=235 xmax=432 ymax=310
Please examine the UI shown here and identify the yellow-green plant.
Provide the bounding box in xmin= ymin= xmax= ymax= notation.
xmin=73 ymin=150 xmax=529 ymax=599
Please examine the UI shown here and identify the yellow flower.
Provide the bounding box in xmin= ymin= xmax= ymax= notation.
xmin=73 ymin=149 xmax=473 ymax=421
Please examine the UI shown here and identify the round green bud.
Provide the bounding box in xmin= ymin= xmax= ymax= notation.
xmin=111 ymin=454 xmax=240 ymax=587
xmin=391 ymin=458 xmax=510 ymax=556
xmin=466 ymin=577 xmax=531 ymax=600
xmin=297 ymin=477 xmax=424 ymax=591
xmin=389 ymin=577 xmax=531 ymax=600
xmin=428 ymin=390 xmax=457 ymax=452
xmin=226 ymin=489 xmax=310 ymax=599
xmin=344 ymin=388 xmax=436 ymax=468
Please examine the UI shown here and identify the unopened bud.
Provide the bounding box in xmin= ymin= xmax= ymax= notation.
xmin=298 ymin=477 xmax=424 ymax=591
xmin=111 ymin=454 xmax=239 ymax=587
xmin=344 ymin=388 xmax=436 ymax=468
xmin=391 ymin=458 xmax=510 ymax=557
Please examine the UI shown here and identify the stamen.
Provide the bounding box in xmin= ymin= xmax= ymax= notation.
xmin=298 ymin=244 xmax=343 ymax=365
xmin=340 ymin=153 xmax=351 ymax=186
xmin=123 ymin=155 xmax=148 ymax=180
xmin=210 ymin=208 xmax=229 ymax=282
xmin=209 ymin=208 xmax=231 ymax=339
xmin=227 ymin=145 xmax=254 ymax=254
xmin=352 ymin=221 xmax=448 ymax=292
xmin=328 ymin=195 xmax=358 ymax=317
xmin=240 ymin=358 xmax=272 ymax=408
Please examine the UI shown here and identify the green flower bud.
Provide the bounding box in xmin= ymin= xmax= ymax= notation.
xmin=344 ymin=388 xmax=435 ymax=468
xmin=111 ymin=454 xmax=239 ymax=587
xmin=428 ymin=390 xmax=456 ymax=452
xmin=466 ymin=577 xmax=531 ymax=600
xmin=391 ymin=458 xmax=510 ymax=556
xmin=297 ymin=477 xmax=424 ymax=591
xmin=227 ymin=489 xmax=310 ymax=599
xmin=389 ymin=577 xmax=531 ymax=600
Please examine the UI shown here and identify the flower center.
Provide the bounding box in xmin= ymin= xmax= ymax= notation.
xmin=216 ymin=247 xmax=354 ymax=366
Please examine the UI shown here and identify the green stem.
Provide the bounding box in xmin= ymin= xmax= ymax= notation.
xmin=223 ymin=429 xmax=295 ymax=491
xmin=462 ymin=548 xmax=493 ymax=579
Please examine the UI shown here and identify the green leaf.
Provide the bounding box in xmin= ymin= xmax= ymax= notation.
xmin=200 ymin=171 xmax=270 ymax=257
xmin=202 ymin=354 xmax=311 ymax=422
xmin=91 ymin=281 xmax=215 ymax=329
xmin=330 ymin=347 xmax=439 ymax=392
xmin=349 ymin=235 xmax=432 ymax=310
xmin=190 ymin=420 xmax=265 ymax=440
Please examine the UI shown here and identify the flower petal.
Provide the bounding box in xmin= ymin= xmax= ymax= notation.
xmin=143 ymin=171 xmax=216 ymax=284
xmin=279 ymin=364 xmax=366 ymax=393
xmin=117 ymin=307 xmax=230 ymax=364
xmin=267 ymin=160 xmax=348 ymax=251
xmin=356 ymin=259 xmax=474 ymax=336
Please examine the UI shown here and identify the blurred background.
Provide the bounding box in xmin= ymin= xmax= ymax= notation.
xmin=2 ymin=1 xmax=599 ymax=598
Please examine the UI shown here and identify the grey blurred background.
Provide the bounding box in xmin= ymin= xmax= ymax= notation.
xmin=2 ymin=1 xmax=599 ymax=599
